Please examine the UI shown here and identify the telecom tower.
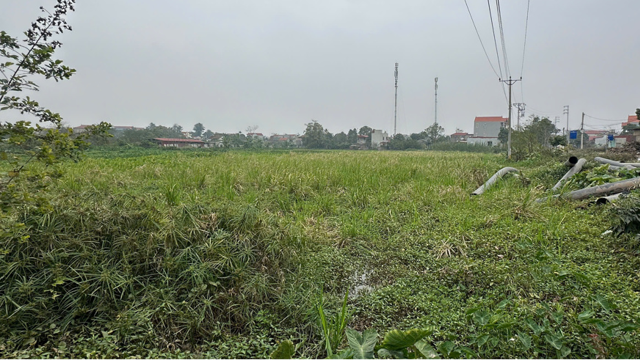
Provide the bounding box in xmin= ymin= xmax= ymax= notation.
xmin=434 ymin=77 xmax=438 ymax=125
xmin=394 ymin=63 xmax=398 ymax=136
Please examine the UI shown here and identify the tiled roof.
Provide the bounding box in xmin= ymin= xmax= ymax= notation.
xmin=451 ymin=132 xmax=468 ymax=136
xmin=153 ymin=138 xmax=204 ymax=143
xmin=474 ymin=116 xmax=506 ymax=122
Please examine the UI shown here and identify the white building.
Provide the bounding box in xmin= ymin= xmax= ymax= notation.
xmin=466 ymin=116 xmax=506 ymax=146
xmin=370 ymin=129 xmax=389 ymax=149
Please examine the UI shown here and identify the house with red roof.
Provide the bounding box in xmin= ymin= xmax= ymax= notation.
xmin=450 ymin=132 xmax=470 ymax=143
xmin=622 ymin=115 xmax=639 ymax=128
xmin=467 ymin=116 xmax=507 ymax=146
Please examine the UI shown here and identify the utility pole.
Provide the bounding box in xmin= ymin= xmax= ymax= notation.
xmin=554 ymin=116 xmax=560 ymax=131
xmin=394 ymin=63 xmax=398 ymax=136
xmin=434 ymin=77 xmax=438 ymax=125
xmin=513 ymin=103 xmax=526 ymax=130
xmin=499 ymin=76 xmax=522 ymax=159
xmin=581 ymin=112 xmax=585 ymax=149
xmin=563 ymin=105 xmax=570 ymax=144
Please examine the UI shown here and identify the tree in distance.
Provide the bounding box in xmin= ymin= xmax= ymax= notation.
xmin=193 ymin=123 xmax=205 ymax=137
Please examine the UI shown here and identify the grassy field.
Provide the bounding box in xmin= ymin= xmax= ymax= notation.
xmin=2 ymin=149 xmax=639 ymax=358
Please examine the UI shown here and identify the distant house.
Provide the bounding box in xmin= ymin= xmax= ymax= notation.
xmin=467 ymin=116 xmax=507 ymax=146
xmin=370 ymin=129 xmax=389 ymax=149
xmin=450 ymin=132 xmax=470 ymax=143
xmin=584 ymin=129 xmax=608 ymax=142
xmin=356 ymin=134 xmax=368 ymax=145
xmin=153 ymin=138 xmax=205 ymax=148
xmin=247 ymin=133 xmax=267 ymax=140
xmin=614 ymin=135 xmax=634 ymax=148
xmin=269 ymin=134 xmax=302 ymax=147
xmin=621 ymin=115 xmax=639 ymax=128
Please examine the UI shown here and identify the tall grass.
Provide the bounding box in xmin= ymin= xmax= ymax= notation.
xmin=1 ymin=149 xmax=639 ymax=357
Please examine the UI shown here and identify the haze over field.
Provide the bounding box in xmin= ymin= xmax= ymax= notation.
xmin=1 ymin=0 xmax=638 ymax=134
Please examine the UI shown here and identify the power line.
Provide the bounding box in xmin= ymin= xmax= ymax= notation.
xmin=485 ymin=0 xmax=508 ymax=103
xmin=520 ymin=0 xmax=531 ymax=77
xmin=495 ymin=0 xmax=511 ymax=78
xmin=463 ymin=0 xmax=500 ymax=78
xmin=486 ymin=0 xmax=505 ymax=79
xmin=584 ymin=114 xmax=628 ymax=122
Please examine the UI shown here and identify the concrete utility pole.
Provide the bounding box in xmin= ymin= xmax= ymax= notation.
xmin=434 ymin=77 xmax=438 ymax=125
xmin=513 ymin=103 xmax=526 ymax=130
xmin=564 ymin=105 xmax=570 ymax=144
xmin=500 ymin=76 xmax=522 ymax=160
xmin=581 ymin=112 xmax=585 ymax=149
xmin=394 ymin=63 xmax=398 ymax=136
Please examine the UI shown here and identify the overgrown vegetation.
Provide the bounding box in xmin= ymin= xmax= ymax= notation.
xmin=1 ymin=149 xmax=639 ymax=358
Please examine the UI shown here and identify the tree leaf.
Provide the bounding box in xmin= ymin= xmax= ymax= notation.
xmin=270 ymin=340 xmax=295 ymax=359
xmin=346 ymin=328 xmax=377 ymax=359
xmin=560 ymin=346 xmax=571 ymax=358
xmin=381 ymin=329 xmax=432 ymax=351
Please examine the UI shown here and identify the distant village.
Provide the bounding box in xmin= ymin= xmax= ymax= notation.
xmin=72 ymin=112 xmax=640 ymax=150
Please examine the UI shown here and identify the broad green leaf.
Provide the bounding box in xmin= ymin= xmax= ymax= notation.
xmin=578 ymin=310 xmax=595 ymax=322
xmin=381 ymin=329 xmax=432 ymax=351
xmin=525 ymin=318 xmax=543 ymax=335
xmin=476 ymin=334 xmax=489 ymax=347
xmin=618 ymin=322 xmax=640 ymax=332
xmin=544 ymin=334 xmax=563 ymax=350
xmin=560 ymin=346 xmax=571 ymax=358
xmin=270 ymin=340 xmax=295 ymax=359
xmin=517 ymin=332 xmax=531 ymax=350
xmin=497 ymin=299 xmax=510 ymax=310
xmin=346 ymin=328 xmax=377 ymax=359
xmin=414 ymin=340 xmax=439 ymax=359
xmin=378 ymin=348 xmax=406 ymax=359
xmin=594 ymin=294 xmax=615 ymax=311
xmin=596 ymin=322 xmax=616 ymax=338
xmin=457 ymin=346 xmax=476 ymax=358
xmin=330 ymin=348 xmax=354 ymax=359
xmin=473 ymin=310 xmax=491 ymax=326
xmin=437 ymin=341 xmax=455 ymax=357
xmin=552 ymin=311 xmax=563 ymax=324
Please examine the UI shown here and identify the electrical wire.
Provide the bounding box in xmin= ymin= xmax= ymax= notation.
xmin=584 ymin=114 xmax=630 ymax=122
xmin=495 ymin=0 xmax=511 ymax=78
xmin=485 ymin=0 xmax=508 ymax=104
xmin=520 ymin=0 xmax=531 ymax=77
xmin=486 ymin=0 xmax=505 ymax=79
xmin=463 ymin=0 xmax=501 ymax=79
xmin=519 ymin=0 xmax=531 ymax=103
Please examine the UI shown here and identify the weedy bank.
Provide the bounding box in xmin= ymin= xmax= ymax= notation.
xmin=1 ymin=149 xmax=639 ymax=358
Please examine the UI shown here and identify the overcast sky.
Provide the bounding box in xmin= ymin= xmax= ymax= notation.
xmin=1 ymin=0 xmax=638 ymax=135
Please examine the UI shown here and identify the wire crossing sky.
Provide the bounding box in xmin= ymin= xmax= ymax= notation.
xmin=1 ymin=0 xmax=638 ymax=135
